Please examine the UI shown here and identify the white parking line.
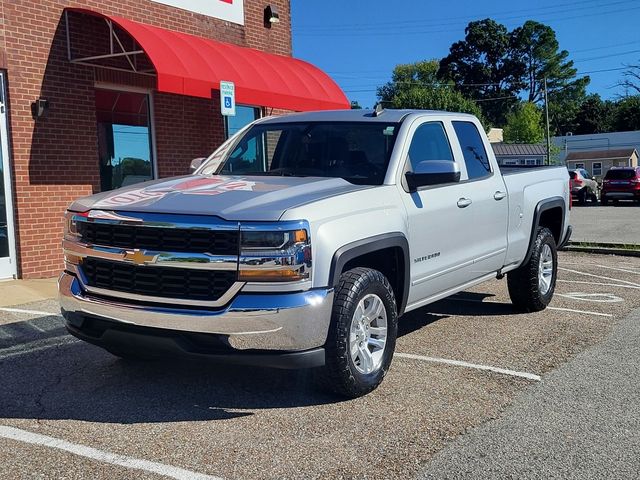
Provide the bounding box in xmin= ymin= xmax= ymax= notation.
xmin=594 ymin=264 xmax=640 ymax=276
xmin=547 ymin=307 xmax=613 ymax=317
xmin=0 ymin=426 xmax=221 ymax=480
xmin=0 ymin=307 xmax=59 ymax=317
xmin=0 ymin=336 xmax=79 ymax=361
xmin=557 ymin=279 xmax=640 ymax=290
xmin=558 ymin=267 xmax=640 ymax=287
xmin=557 ymin=292 xmax=623 ymax=303
xmin=395 ymin=352 xmax=541 ymax=381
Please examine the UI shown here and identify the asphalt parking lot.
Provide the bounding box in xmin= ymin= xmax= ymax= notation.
xmin=1 ymin=251 xmax=639 ymax=479
xmin=569 ymin=203 xmax=639 ymax=245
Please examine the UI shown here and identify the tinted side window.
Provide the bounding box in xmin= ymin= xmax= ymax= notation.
xmin=452 ymin=121 xmax=491 ymax=179
xmin=407 ymin=122 xmax=453 ymax=170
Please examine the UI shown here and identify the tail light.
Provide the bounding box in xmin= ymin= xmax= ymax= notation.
xmin=573 ymin=178 xmax=583 ymax=186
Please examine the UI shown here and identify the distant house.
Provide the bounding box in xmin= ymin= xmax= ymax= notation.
xmin=565 ymin=149 xmax=638 ymax=179
xmin=491 ymin=143 xmax=548 ymax=166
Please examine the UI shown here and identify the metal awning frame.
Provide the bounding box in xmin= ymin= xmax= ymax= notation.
xmin=64 ymin=11 xmax=156 ymax=77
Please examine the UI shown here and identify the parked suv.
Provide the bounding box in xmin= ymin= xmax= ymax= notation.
xmin=568 ymin=169 xmax=598 ymax=205
xmin=601 ymin=167 xmax=640 ymax=205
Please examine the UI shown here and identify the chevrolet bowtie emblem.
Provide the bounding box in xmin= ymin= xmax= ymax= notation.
xmin=123 ymin=250 xmax=157 ymax=266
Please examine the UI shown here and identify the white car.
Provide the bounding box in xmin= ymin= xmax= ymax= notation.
xmin=60 ymin=109 xmax=571 ymax=397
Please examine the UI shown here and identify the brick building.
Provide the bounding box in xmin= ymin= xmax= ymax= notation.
xmin=0 ymin=0 xmax=348 ymax=279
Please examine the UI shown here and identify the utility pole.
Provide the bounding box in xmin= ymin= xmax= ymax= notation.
xmin=544 ymin=77 xmax=551 ymax=165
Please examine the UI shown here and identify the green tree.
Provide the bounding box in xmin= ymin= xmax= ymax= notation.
xmin=350 ymin=100 xmax=363 ymax=110
xmin=503 ymin=102 xmax=544 ymax=143
xmin=612 ymin=96 xmax=640 ymax=131
xmin=574 ymin=95 xmax=614 ymax=134
xmin=510 ymin=21 xmax=589 ymax=104
xmin=378 ymin=60 xmax=484 ymax=121
xmin=438 ymin=19 xmax=523 ymax=125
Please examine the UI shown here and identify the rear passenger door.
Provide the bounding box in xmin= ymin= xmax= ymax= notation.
xmin=450 ymin=120 xmax=508 ymax=278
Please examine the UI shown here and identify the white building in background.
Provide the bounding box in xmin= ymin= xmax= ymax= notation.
xmin=553 ymin=130 xmax=640 ymax=163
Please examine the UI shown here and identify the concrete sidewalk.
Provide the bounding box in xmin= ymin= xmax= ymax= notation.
xmin=0 ymin=278 xmax=58 ymax=307
xmin=419 ymin=307 xmax=640 ymax=479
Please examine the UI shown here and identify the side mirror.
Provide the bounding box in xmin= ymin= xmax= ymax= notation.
xmin=189 ymin=157 xmax=206 ymax=174
xmin=405 ymin=160 xmax=460 ymax=192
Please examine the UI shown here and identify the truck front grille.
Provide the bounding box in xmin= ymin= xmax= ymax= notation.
xmin=81 ymin=258 xmax=237 ymax=303
xmin=77 ymin=222 xmax=239 ymax=256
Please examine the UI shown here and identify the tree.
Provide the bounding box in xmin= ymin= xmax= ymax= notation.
xmin=438 ymin=19 xmax=523 ymax=125
xmin=510 ymin=21 xmax=589 ymax=104
xmin=612 ymin=96 xmax=640 ymax=132
xmin=618 ymin=62 xmax=640 ymax=95
xmin=350 ymin=101 xmax=363 ymax=110
xmin=503 ymin=102 xmax=544 ymax=143
xmin=573 ymin=95 xmax=614 ymax=135
xmin=378 ymin=60 xmax=484 ymax=121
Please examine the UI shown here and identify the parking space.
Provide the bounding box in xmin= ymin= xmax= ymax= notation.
xmin=1 ymin=251 xmax=640 ymax=479
xmin=569 ymin=204 xmax=640 ymax=245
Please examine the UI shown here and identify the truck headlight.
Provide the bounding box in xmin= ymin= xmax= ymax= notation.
xmin=64 ymin=211 xmax=82 ymax=241
xmin=238 ymin=225 xmax=311 ymax=282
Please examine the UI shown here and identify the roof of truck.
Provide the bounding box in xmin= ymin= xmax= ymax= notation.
xmin=258 ymin=109 xmax=476 ymax=124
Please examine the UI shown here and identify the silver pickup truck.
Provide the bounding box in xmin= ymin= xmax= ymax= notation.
xmin=60 ymin=109 xmax=571 ymax=397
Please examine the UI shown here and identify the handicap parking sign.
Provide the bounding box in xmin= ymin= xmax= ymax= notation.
xmin=220 ymin=81 xmax=236 ymax=116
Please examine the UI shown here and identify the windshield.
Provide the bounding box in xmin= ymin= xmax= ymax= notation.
xmin=198 ymin=121 xmax=400 ymax=185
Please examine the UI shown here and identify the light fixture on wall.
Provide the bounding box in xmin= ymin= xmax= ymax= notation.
xmin=31 ymin=98 xmax=49 ymax=119
xmin=264 ymin=5 xmax=280 ymax=27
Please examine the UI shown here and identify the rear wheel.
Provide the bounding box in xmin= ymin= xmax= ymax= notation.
xmin=577 ymin=189 xmax=587 ymax=205
xmin=601 ymin=196 xmax=608 ymax=205
xmin=507 ymin=227 xmax=558 ymax=312
xmin=317 ymin=267 xmax=398 ymax=398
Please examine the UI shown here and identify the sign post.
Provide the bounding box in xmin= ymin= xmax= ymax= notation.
xmin=220 ymin=81 xmax=236 ymax=117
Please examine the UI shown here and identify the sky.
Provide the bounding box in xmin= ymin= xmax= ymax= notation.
xmin=291 ymin=0 xmax=640 ymax=108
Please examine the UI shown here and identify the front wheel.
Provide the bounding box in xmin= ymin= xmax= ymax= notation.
xmin=507 ymin=227 xmax=558 ymax=312
xmin=317 ymin=267 xmax=398 ymax=398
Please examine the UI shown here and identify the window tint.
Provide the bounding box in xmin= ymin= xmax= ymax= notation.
xmin=407 ymin=122 xmax=453 ymax=170
xmin=581 ymin=169 xmax=591 ymax=179
xmin=452 ymin=121 xmax=491 ymax=179
xmin=605 ymin=168 xmax=636 ymax=180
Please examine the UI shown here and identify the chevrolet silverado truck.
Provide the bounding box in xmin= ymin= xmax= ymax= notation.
xmin=60 ymin=109 xmax=571 ymax=398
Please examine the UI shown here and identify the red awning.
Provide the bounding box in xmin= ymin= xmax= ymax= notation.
xmin=66 ymin=9 xmax=349 ymax=111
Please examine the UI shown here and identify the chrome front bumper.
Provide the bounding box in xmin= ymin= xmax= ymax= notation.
xmin=59 ymin=272 xmax=333 ymax=351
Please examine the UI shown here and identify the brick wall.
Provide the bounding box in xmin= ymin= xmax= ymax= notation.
xmin=0 ymin=0 xmax=292 ymax=278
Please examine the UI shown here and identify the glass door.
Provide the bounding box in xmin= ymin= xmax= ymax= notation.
xmin=95 ymin=89 xmax=154 ymax=191
xmin=0 ymin=71 xmax=17 ymax=279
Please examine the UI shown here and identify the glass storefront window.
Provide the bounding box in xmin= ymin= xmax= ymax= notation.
xmin=95 ymin=89 xmax=154 ymax=191
xmin=225 ymin=105 xmax=261 ymax=139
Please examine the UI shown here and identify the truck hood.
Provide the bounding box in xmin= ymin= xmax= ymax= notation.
xmin=69 ymin=175 xmax=373 ymax=221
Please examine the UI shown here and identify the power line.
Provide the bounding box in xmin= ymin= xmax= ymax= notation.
xmin=294 ymin=0 xmax=629 ymax=31
xmin=295 ymin=4 xmax=640 ymax=37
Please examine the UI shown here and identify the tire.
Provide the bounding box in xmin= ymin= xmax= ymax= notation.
xmin=507 ymin=227 xmax=558 ymax=312
xmin=601 ymin=196 xmax=608 ymax=205
xmin=589 ymin=191 xmax=598 ymax=203
xmin=316 ymin=267 xmax=398 ymax=398
xmin=577 ymin=189 xmax=587 ymax=205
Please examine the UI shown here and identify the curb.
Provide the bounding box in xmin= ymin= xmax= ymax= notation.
xmin=562 ymin=242 xmax=640 ymax=257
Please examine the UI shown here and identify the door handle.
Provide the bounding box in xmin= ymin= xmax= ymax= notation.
xmin=457 ymin=198 xmax=472 ymax=208
xmin=494 ymin=191 xmax=507 ymax=201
